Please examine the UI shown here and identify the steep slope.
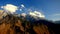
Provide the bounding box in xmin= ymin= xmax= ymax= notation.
xmin=0 ymin=14 xmax=53 ymax=34
xmin=0 ymin=10 xmax=7 ymax=19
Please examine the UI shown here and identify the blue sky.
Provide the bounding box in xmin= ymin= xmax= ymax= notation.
xmin=0 ymin=0 xmax=60 ymax=21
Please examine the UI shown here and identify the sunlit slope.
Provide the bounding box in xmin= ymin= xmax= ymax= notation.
xmin=0 ymin=14 xmax=52 ymax=34
xmin=0 ymin=10 xmax=7 ymax=19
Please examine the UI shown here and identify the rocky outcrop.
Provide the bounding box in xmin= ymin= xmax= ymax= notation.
xmin=0 ymin=15 xmax=54 ymax=34
xmin=0 ymin=10 xmax=7 ymax=19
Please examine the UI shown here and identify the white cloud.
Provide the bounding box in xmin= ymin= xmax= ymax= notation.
xmin=1 ymin=4 xmax=18 ymax=14
xmin=48 ymin=13 xmax=60 ymax=21
xmin=21 ymin=4 xmax=25 ymax=8
xmin=1 ymin=6 xmax=4 ymax=8
xmin=20 ymin=9 xmax=22 ymax=11
xmin=21 ymin=13 xmax=26 ymax=17
xmin=28 ymin=9 xmax=32 ymax=12
xmin=52 ymin=14 xmax=60 ymax=16
xmin=29 ymin=11 xmax=45 ymax=19
xmin=19 ymin=4 xmax=25 ymax=11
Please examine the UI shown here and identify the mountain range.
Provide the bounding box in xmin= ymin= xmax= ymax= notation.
xmin=0 ymin=10 xmax=60 ymax=34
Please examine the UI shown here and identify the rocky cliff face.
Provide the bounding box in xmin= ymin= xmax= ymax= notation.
xmin=0 ymin=10 xmax=7 ymax=19
xmin=0 ymin=14 xmax=54 ymax=34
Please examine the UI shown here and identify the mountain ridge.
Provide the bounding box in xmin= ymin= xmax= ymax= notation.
xmin=0 ymin=10 xmax=60 ymax=34
xmin=0 ymin=14 xmax=53 ymax=34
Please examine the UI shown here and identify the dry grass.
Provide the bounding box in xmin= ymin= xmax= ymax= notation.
xmin=0 ymin=15 xmax=53 ymax=34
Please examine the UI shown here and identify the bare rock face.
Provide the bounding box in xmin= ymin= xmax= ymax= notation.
xmin=0 ymin=15 xmax=54 ymax=34
xmin=0 ymin=10 xmax=7 ymax=19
